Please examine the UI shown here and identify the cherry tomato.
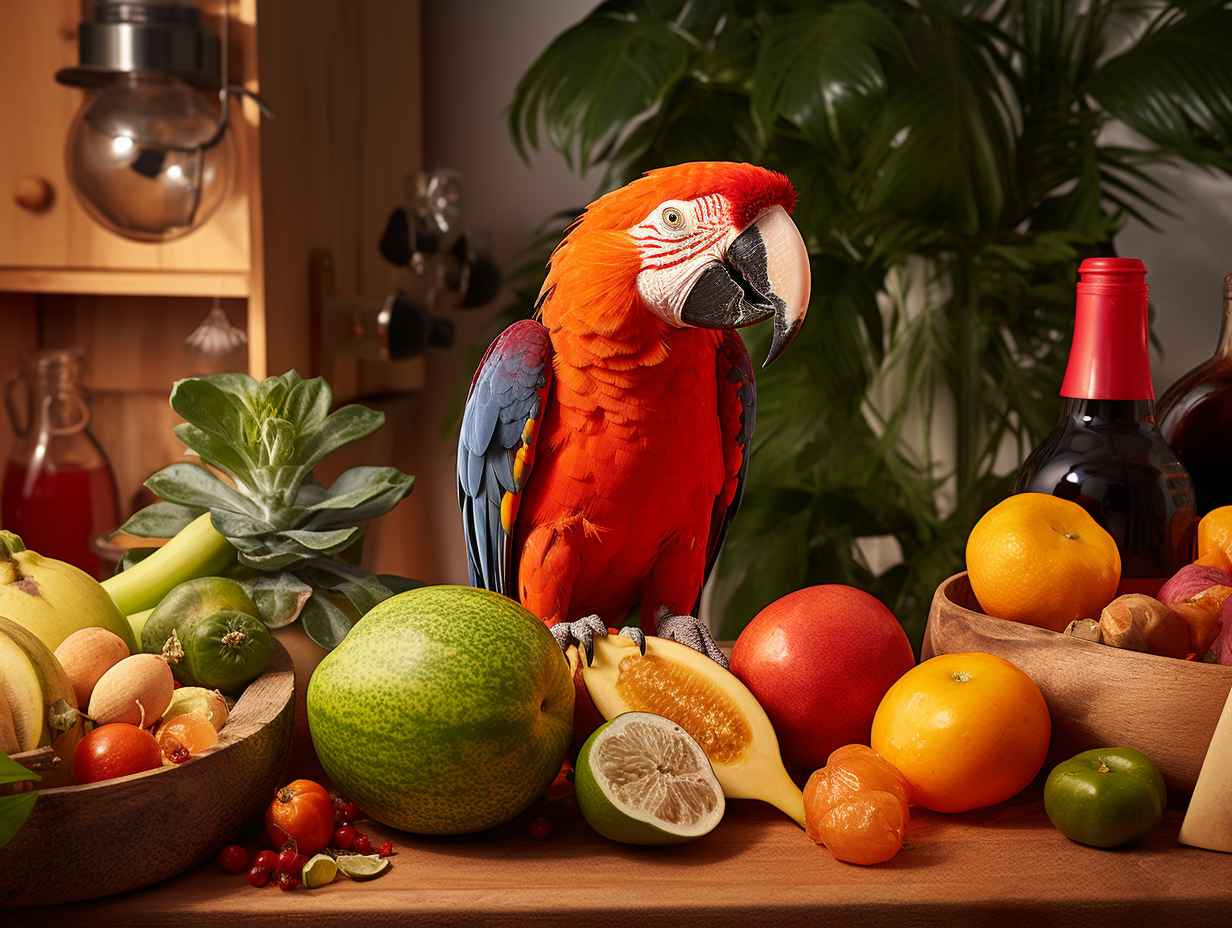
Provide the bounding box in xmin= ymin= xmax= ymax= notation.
xmin=253 ymin=850 xmax=279 ymax=872
xmin=276 ymin=848 xmax=306 ymax=875
xmin=336 ymin=800 xmax=359 ymax=823
xmin=333 ymin=825 xmax=357 ymax=850
xmin=246 ymin=866 xmax=271 ymax=888
xmin=266 ymin=779 xmax=334 ymax=855
xmin=73 ymin=724 xmax=163 ymax=784
xmin=278 ymin=872 xmax=300 ymax=892
xmin=217 ymin=844 xmax=249 ymax=875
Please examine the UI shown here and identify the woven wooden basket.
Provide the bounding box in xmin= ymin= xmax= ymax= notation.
xmin=1 ymin=641 xmax=295 ymax=907
xmin=922 ymin=572 xmax=1232 ymax=796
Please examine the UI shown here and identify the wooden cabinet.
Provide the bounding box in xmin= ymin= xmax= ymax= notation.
xmin=0 ymin=0 xmax=251 ymax=288
xmin=0 ymin=0 xmax=435 ymax=581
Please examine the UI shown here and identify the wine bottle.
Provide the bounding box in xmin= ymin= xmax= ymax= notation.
xmin=1158 ymin=273 xmax=1232 ymax=515
xmin=1015 ymin=257 xmax=1196 ymax=595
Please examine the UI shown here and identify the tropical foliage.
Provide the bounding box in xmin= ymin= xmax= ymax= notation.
xmin=506 ymin=0 xmax=1232 ymax=643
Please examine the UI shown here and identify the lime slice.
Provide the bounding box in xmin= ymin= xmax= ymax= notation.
xmin=575 ymin=711 xmax=725 ymax=845
xmin=335 ymin=854 xmax=390 ymax=881
xmin=301 ymin=853 xmax=338 ymax=889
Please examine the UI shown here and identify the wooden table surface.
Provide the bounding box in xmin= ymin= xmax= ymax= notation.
xmin=19 ymin=791 xmax=1232 ymax=928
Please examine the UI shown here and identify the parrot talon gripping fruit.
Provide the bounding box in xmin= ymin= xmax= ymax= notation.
xmin=654 ymin=610 xmax=729 ymax=669
xmin=458 ymin=162 xmax=811 ymax=663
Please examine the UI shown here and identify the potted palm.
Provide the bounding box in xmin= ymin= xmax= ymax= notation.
xmin=507 ymin=0 xmax=1232 ymax=643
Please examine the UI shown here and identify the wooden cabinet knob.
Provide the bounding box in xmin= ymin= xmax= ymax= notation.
xmin=15 ymin=176 xmax=55 ymax=213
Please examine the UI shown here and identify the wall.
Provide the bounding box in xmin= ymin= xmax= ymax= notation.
xmin=420 ymin=1 xmax=1232 ymax=587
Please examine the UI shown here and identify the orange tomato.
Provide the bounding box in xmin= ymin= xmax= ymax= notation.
xmin=966 ymin=493 xmax=1120 ymax=631
xmin=265 ymin=778 xmax=334 ymax=854
xmin=1197 ymin=506 xmax=1232 ymax=573
xmin=871 ymin=652 xmax=1051 ymax=813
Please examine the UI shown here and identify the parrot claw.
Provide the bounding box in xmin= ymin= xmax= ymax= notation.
xmin=552 ymin=614 xmax=609 ymax=665
xmin=654 ymin=609 xmax=729 ymax=669
xmin=618 ymin=626 xmax=646 ymax=655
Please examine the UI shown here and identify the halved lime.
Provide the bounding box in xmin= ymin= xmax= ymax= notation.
xmin=335 ymin=854 xmax=390 ymax=881
xmin=301 ymin=853 xmax=338 ymax=889
xmin=575 ymin=711 xmax=725 ymax=845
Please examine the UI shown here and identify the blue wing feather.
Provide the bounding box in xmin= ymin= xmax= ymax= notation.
xmin=457 ymin=320 xmax=553 ymax=596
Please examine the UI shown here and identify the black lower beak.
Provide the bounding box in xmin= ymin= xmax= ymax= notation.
xmin=679 ymin=219 xmax=807 ymax=365
xmin=680 ymin=225 xmax=778 ymax=328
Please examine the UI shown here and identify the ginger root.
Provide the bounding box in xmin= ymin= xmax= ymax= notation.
xmin=1099 ymin=594 xmax=1191 ymax=659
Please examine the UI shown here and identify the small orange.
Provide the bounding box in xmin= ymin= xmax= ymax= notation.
xmin=966 ymin=493 xmax=1120 ymax=631
xmin=1196 ymin=506 xmax=1232 ymax=572
xmin=871 ymin=652 xmax=1050 ymax=813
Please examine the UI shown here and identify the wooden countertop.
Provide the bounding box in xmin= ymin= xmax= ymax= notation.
xmin=19 ymin=792 xmax=1232 ymax=927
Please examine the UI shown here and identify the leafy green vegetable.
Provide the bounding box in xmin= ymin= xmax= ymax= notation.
xmin=0 ymin=753 xmax=39 ymax=849
xmin=505 ymin=0 xmax=1232 ymax=646
xmin=121 ymin=371 xmax=416 ymax=649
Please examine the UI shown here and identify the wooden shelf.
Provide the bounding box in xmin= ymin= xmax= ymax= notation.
xmin=0 ymin=267 xmax=250 ymax=298
xmin=17 ymin=796 xmax=1232 ymax=926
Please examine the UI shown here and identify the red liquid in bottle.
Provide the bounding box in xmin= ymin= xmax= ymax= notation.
xmin=1015 ymin=258 xmax=1197 ymax=594
xmin=2 ymin=462 xmax=116 ymax=578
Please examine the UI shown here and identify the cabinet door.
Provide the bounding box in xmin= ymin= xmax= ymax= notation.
xmin=0 ymin=0 xmax=250 ymax=274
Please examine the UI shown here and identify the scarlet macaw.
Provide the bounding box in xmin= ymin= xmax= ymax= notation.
xmin=458 ymin=162 xmax=810 ymax=665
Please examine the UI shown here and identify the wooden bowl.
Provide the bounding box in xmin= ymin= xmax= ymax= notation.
xmin=1 ymin=641 xmax=295 ymax=907
xmin=922 ymin=572 xmax=1232 ymax=795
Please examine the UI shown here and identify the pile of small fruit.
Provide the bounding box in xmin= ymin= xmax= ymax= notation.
xmin=968 ymin=494 xmax=1232 ymax=663
xmin=214 ymin=779 xmax=393 ymax=892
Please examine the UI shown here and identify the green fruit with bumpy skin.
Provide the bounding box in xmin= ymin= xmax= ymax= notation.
xmin=141 ymin=577 xmax=257 ymax=679
xmin=181 ymin=610 xmax=273 ymax=693
xmin=307 ymin=585 xmax=573 ymax=835
xmin=576 ymin=712 xmax=725 ymax=845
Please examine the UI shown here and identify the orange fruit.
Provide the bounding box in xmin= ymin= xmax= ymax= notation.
xmin=156 ymin=714 xmax=218 ymax=764
xmin=803 ymin=744 xmax=910 ymax=844
xmin=871 ymin=652 xmax=1050 ymax=813
xmin=815 ymin=791 xmax=905 ymax=865
xmin=1197 ymin=506 xmax=1232 ymax=573
xmin=966 ymin=493 xmax=1120 ymax=631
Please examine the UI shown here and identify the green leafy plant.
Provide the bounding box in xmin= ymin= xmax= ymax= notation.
xmin=0 ymin=753 xmax=39 ymax=849
xmin=118 ymin=371 xmax=417 ymax=649
xmin=507 ymin=0 xmax=1232 ymax=643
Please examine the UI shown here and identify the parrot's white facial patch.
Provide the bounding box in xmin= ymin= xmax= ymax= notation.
xmin=629 ymin=194 xmax=736 ymax=327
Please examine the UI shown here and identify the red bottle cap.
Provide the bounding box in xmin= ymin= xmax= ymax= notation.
xmin=1059 ymin=257 xmax=1154 ymax=400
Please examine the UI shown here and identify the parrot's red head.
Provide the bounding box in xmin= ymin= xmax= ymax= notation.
xmin=540 ymin=162 xmax=812 ymax=365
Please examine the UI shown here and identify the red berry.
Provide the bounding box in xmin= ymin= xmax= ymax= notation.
xmin=253 ymin=850 xmax=279 ymax=872
xmin=277 ymin=848 xmax=303 ymax=874
xmin=378 ymin=840 xmax=394 ymax=858
xmin=333 ymin=825 xmax=357 ymax=850
xmin=339 ymin=801 xmax=359 ymax=821
xmin=217 ymin=844 xmax=249 ymax=875
xmin=277 ymin=871 xmax=300 ymax=892
xmin=528 ymin=816 xmax=553 ymax=840
xmin=352 ymin=833 xmax=372 ymax=854
xmin=246 ymin=866 xmax=270 ymax=888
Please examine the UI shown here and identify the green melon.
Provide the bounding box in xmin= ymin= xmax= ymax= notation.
xmin=306 ymin=585 xmax=574 ymax=835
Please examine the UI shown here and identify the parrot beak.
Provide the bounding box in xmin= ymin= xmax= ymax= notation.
xmin=679 ymin=205 xmax=811 ymax=365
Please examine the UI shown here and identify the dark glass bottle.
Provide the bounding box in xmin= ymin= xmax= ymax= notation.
xmin=1158 ymin=274 xmax=1232 ymax=516
xmin=1015 ymin=258 xmax=1197 ymax=595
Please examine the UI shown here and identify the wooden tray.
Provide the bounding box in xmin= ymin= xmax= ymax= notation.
xmin=922 ymin=572 xmax=1232 ymax=796
xmin=1 ymin=641 xmax=295 ymax=907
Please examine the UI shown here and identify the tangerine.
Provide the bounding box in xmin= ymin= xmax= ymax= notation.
xmin=1197 ymin=506 xmax=1232 ymax=572
xmin=966 ymin=493 xmax=1120 ymax=631
xmin=872 ymin=652 xmax=1050 ymax=813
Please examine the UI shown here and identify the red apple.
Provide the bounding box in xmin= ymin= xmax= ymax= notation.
xmin=731 ymin=585 xmax=915 ymax=772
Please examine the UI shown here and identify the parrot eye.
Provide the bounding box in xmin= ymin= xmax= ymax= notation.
xmin=660 ymin=206 xmax=686 ymax=230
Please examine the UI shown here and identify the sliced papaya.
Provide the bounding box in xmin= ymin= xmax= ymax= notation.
xmin=581 ymin=635 xmax=804 ymax=826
